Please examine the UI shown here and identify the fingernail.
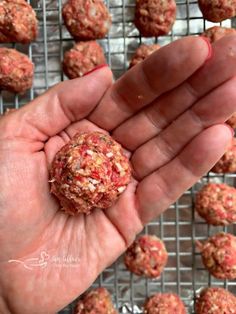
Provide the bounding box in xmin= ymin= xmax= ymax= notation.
xmin=84 ymin=64 xmax=108 ymax=76
xmin=225 ymin=123 xmax=235 ymax=137
xmin=200 ymin=36 xmax=213 ymax=61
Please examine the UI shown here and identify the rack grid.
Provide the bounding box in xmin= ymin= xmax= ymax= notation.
xmin=0 ymin=1 xmax=235 ymax=313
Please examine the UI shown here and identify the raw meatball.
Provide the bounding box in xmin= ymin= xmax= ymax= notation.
xmin=195 ymin=287 xmax=236 ymax=314
xmin=227 ymin=113 xmax=236 ymax=128
xmin=129 ymin=44 xmax=161 ymax=68
xmin=202 ymin=26 xmax=236 ymax=43
xmin=195 ymin=183 xmax=236 ymax=226
xmin=50 ymin=132 xmax=131 ymax=215
xmin=144 ymin=293 xmax=186 ymax=314
xmin=62 ymin=0 xmax=111 ymax=40
xmin=197 ymin=232 xmax=236 ymax=279
xmin=134 ymin=0 xmax=176 ymax=37
xmin=198 ymin=0 xmax=236 ymax=22
xmin=0 ymin=0 xmax=38 ymax=43
xmin=63 ymin=41 xmax=106 ymax=79
xmin=211 ymin=138 xmax=236 ymax=173
xmin=124 ymin=235 xmax=168 ymax=278
xmin=0 ymin=48 xmax=34 ymax=94
xmin=74 ymin=287 xmax=118 ymax=314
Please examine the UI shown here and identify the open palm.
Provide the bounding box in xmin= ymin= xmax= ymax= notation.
xmin=0 ymin=36 xmax=236 ymax=314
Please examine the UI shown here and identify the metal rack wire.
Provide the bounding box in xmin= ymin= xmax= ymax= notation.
xmin=0 ymin=0 xmax=235 ymax=313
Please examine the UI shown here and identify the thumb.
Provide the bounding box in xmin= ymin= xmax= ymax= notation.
xmin=0 ymin=66 xmax=112 ymax=142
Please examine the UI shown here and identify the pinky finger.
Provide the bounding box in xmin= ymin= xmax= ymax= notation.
xmin=136 ymin=124 xmax=233 ymax=224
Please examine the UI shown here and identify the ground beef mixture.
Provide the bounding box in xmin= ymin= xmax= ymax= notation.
xmin=50 ymin=132 xmax=131 ymax=215
xmin=202 ymin=26 xmax=236 ymax=43
xmin=74 ymin=287 xmax=118 ymax=314
xmin=0 ymin=48 xmax=34 ymax=94
xmin=211 ymin=138 xmax=236 ymax=173
xmin=129 ymin=44 xmax=161 ymax=68
xmin=195 ymin=287 xmax=236 ymax=314
xmin=144 ymin=293 xmax=186 ymax=314
xmin=197 ymin=232 xmax=236 ymax=279
xmin=195 ymin=183 xmax=236 ymax=226
xmin=198 ymin=0 xmax=236 ymax=22
xmin=63 ymin=41 xmax=106 ymax=78
xmin=0 ymin=0 xmax=38 ymax=43
xmin=227 ymin=113 xmax=236 ymax=128
xmin=62 ymin=0 xmax=111 ymax=40
xmin=124 ymin=235 xmax=168 ymax=278
xmin=134 ymin=0 xmax=176 ymax=37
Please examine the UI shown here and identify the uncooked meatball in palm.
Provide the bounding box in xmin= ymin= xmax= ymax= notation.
xmin=0 ymin=0 xmax=38 ymax=43
xmin=63 ymin=41 xmax=106 ymax=78
xmin=134 ymin=0 xmax=176 ymax=37
xmin=50 ymin=132 xmax=131 ymax=215
xmin=124 ymin=235 xmax=168 ymax=278
xmin=62 ymin=0 xmax=111 ymax=40
xmin=129 ymin=44 xmax=160 ymax=68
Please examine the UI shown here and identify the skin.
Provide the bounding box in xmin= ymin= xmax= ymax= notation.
xmin=0 ymin=36 xmax=236 ymax=314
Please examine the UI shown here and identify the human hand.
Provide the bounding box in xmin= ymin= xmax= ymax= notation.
xmin=0 ymin=36 xmax=236 ymax=314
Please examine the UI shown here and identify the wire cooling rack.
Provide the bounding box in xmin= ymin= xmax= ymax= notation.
xmin=0 ymin=1 xmax=235 ymax=313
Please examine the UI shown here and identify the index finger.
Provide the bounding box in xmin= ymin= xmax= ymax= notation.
xmin=89 ymin=36 xmax=210 ymax=130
